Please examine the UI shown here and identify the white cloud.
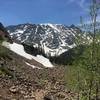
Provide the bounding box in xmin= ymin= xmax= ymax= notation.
xmin=78 ymin=0 xmax=90 ymax=12
xmin=68 ymin=0 xmax=89 ymax=12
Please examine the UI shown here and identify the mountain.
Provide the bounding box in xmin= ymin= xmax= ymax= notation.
xmin=0 ymin=22 xmax=53 ymax=68
xmin=50 ymin=45 xmax=86 ymax=65
xmin=7 ymin=23 xmax=82 ymax=56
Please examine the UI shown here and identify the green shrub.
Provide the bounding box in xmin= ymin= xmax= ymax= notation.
xmin=0 ymin=36 xmax=4 ymax=44
xmin=0 ymin=46 xmax=8 ymax=57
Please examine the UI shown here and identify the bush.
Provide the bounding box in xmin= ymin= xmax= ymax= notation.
xmin=0 ymin=46 xmax=8 ymax=57
xmin=0 ymin=36 xmax=4 ymax=44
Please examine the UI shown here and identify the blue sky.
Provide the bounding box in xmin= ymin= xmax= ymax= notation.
xmin=0 ymin=0 xmax=91 ymax=26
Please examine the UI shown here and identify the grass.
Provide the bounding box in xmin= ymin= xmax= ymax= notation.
xmin=0 ymin=40 xmax=13 ymax=77
xmin=0 ymin=66 xmax=13 ymax=77
xmin=0 ymin=46 xmax=8 ymax=57
xmin=64 ymin=58 xmax=100 ymax=99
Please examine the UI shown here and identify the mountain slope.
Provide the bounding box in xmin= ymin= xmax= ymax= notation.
xmin=2 ymin=41 xmax=53 ymax=68
xmin=50 ymin=45 xmax=86 ymax=65
xmin=0 ymin=44 xmax=74 ymax=100
xmin=0 ymin=22 xmax=78 ymax=99
xmin=7 ymin=23 xmax=82 ymax=56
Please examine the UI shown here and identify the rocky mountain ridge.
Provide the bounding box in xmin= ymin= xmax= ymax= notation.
xmin=7 ymin=23 xmax=82 ymax=56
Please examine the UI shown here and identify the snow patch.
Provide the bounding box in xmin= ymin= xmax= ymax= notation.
xmin=25 ymin=62 xmax=41 ymax=69
xmin=2 ymin=42 xmax=33 ymax=60
xmin=25 ymin=62 xmax=36 ymax=68
xmin=43 ymin=43 xmax=68 ymax=56
xmin=16 ymin=30 xmax=24 ymax=33
xmin=2 ymin=42 xmax=53 ymax=68
xmin=34 ymin=55 xmax=53 ymax=68
xmin=48 ymin=24 xmax=60 ymax=32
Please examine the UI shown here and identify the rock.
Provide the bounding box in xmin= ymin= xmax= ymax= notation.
xmin=34 ymin=89 xmax=47 ymax=100
xmin=56 ymin=92 xmax=65 ymax=98
xmin=44 ymin=95 xmax=55 ymax=100
xmin=20 ymin=90 xmax=26 ymax=95
xmin=24 ymin=95 xmax=36 ymax=100
xmin=44 ymin=96 xmax=52 ymax=100
xmin=9 ymin=86 xmax=19 ymax=93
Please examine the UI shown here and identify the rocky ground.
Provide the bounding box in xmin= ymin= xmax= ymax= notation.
xmin=0 ymin=46 xmax=77 ymax=100
xmin=0 ymin=67 xmax=77 ymax=100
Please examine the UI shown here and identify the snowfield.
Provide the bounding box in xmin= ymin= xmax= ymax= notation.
xmin=2 ymin=42 xmax=53 ymax=68
xmin=35 ymin=55 xmax=53 ymax=68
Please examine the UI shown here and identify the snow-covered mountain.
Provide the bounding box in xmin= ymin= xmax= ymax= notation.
xmin=0 ymin=22 xmax=53 ymax=68
xmin=7 ymin=23 xmax=82 ymax=56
